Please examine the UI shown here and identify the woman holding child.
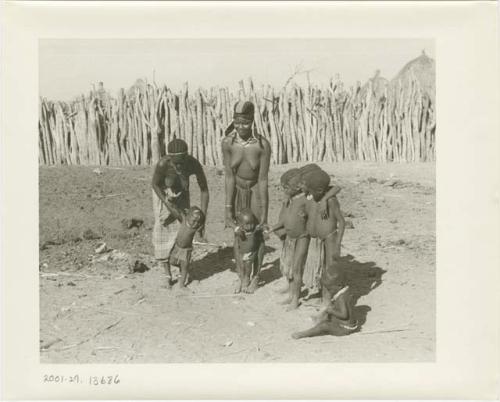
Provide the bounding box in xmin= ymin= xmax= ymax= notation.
xmin=151 ymin=138 xmax=210 ymax=288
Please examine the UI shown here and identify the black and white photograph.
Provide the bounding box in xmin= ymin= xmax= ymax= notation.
xmin=38 ymin=38 xmax=436 ymax=363
xmin=2 ymin=1 xmax=498 ymax=400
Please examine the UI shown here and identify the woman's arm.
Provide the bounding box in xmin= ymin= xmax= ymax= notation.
xmin=193 ymin=158 xmax=209 ymax=238
xmin=152 ymin=159 xmax=183 ymax=220
xmin=222 ymin=137 xmax=236 ymax=227
xmin=329 ymin=197 xmax=345 ymax=258
xmin=257 ymin=138 xmax=271 ymax=225
xmin=194 ymin=163 xmax=209 ymax=217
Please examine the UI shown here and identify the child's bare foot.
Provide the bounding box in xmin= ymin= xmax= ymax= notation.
xmin=286 ymin=298 xmax=300 ymax=311
xmin=279 ymin=295 xmax=292 ymax=305
xmin=241 ymin=277 xmax=250 ymax=292
xmin=174 ymin=284 xmax=192 ymax=295
xmin=234 ymin=280 xmax=242 ymax=294
xmin=274 ymin=283 xmax=289 ymax=294
xmin=245 ymin=276 xmax=259 ymax=293
xmin=161 ymin=275 xmax=172 ymax=290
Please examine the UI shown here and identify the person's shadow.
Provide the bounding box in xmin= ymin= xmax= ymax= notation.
xmin=190 ymin=246 xmax=234 ymax=281
xmin=258 ymin=245 xmax=281 ymax=285
xmin=190 ymin=245 xmax=280 ymax=283
xmin=301 ymin=254 xmax=385 ymax=329
xmin=339 ymin=254 xmax=385 ymax=328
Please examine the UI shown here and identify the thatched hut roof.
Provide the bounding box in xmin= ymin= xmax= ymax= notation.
xmin=390 ymin=50 xmax=435 ymax=102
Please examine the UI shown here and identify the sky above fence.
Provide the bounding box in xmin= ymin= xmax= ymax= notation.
xmin=40 ymin=38 xmax=434 ymax=101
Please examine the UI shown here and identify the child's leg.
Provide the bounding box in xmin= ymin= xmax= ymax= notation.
xmin=291 ymin=321 xmax=334 ymax=339
xmin=322 ymin=235 xmax=344 ymax=308
xmin=233 ymin=237 xmax=243 ymax=293
xmin=286 ymin=236 xmax=310 ymax=311
xmin=275 ymin=240 xmax=290 ymax=294
xmin=241 ymin=260 xmax=252 ymax=291
xmin=158 ymin=259 xmax=172 ymax=289
xmin=247 ymin=240 xmax=265 ymax=293
xmin=178 ymin=260 xmax=189 ymax=289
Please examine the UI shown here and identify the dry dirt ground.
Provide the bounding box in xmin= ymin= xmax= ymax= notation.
xmin=39 ymin=162 xmax=435 ymax=363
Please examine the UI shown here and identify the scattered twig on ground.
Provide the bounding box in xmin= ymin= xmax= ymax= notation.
xmin=356 ymin=326 xmax=412 ymax=335
xmin=50 ymin=317 xmax=125 ymax=352
xmin=100 ymin=193 xmax=127 ymax=199
xmin=113 ymin=288 xmax=128 ymax=295
xmin=314 ymin=326 xmax=412 ymax=343
xmin=100 ymin=308 xmax=140 ymax=316
xmin=169 ymin=293 xmax=241 ymax=299
xmin=93 ymin=346 xmax=119 ymax=351
xmin=40 ymin=272 xmax=98 ymax=279
xmin=40 ymin=338 xmax=63 ymax=351
xmin=133 ymin=296 xmax=146 ymax=305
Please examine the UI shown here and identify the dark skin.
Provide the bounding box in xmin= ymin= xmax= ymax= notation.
xmin=234 ymin=209 xmax=264 ymax=293
xmin=164 ymin=206 xmax=204 ymax=292
xmin=291 ymin=289 xmax=357 ymax=339
xmin=222 ymin=117 xmax=271 ymax=292
xmin=221 ymin=118 xmax=271 ymax=226
xmin=269 ymin=176 xmax=343 ymax=309
xmin=268 ymin=178 xmax=310 ymax=310
xmin=304 ymin=183 xmax=346 ymax=308
xmin=152 ymin=154 xmax=209 ymax=240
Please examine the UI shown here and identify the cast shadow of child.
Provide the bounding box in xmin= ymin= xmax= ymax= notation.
xmin=258 ymin=245 xmax=281 ymax=285
xmin=341 ymin=254 xmax=385 ymax=327
xmin=190 ymin=245 xmax=279 ymax=283
xmin=304 ymin=254 xmax=385 ymax=329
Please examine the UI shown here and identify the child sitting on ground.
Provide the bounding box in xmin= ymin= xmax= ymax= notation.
xmin=234 ymin=208 xmax=265 ymax=294
xmin=291 ymin=285 xmax=358 ymax=338
xmin=164 ymin=205 xmax=205 ymax=291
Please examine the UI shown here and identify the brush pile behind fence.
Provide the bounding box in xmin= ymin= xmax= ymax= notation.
xmin=39 ymin=73 xmax=435 ymax=166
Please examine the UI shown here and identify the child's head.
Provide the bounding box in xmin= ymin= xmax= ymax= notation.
xmin=185 ymin=206 xmax=205 ymax=229
xmin=237 ymin=208 xmax=258 ymax=232
xmin=301 ymin=168 xmax=331 ymax=201
xmin=164 ymin=166 xmax=178 ymax=188
xmin=297 ymin=164 xmax=322 ymax=193
xmin=280 ymin=168 xmax=301 ymax=197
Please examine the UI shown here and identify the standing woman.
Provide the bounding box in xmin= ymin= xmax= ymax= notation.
xmin=151 ymin=138 xmax=209 ymax=287
xmin=221 ymin=101 xmax=271 ymax=293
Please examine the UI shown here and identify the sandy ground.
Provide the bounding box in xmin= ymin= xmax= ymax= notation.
xmin=39 ymin=162 xmax=435 ymax=363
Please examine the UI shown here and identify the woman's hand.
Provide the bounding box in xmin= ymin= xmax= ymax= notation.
xmin=224 ymin=208 xmax=236 ymax=229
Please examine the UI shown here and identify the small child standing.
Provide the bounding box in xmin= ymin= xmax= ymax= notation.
xmin=268 ymin=169 xmax=310 ymax=310
xmin=234 ymin=208 xmax=265 ymax=293
xmin=301 ymin=167 xmax=347 ymax=308
xmin=271 ymin=168 xmax=300 ymax=294
xmin=164 ymin=205 xmax=205 ymax=291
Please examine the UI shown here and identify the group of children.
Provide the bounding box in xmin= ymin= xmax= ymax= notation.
xmin=158 ymin=163 xmax=358 ymax=337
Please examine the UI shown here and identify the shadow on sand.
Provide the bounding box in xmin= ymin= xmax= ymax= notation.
xmin=302 ymin=254 xmax=385 ymax=329
xmin=339 ymin=254 xmax=385 ymax=329
xmin=190 ymin=245 xmax=279 ymax=284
